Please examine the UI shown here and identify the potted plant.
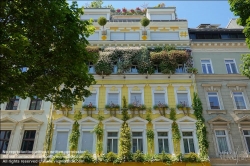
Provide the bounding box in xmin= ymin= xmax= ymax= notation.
xmin=177 ymin=102 xmax=190 ymax=115
xmin=140 ymin=17 xmax=150 ymax=35
xmin=153 ymin=102 xmax=168 ymax=116
xmin=97 ymin=16 xmax=107 ymax=35
xmin=82 ymin=102 xmax=96 ymax=111
xmin=187 ymin=67 xmax=198 ymax=74
xmin=122 ymin=7 xmax=127 ymax=13
xmin=105 ymin=102 xmax=120 ymax=117
xmin=135 ymin=7 xmax=141 ymax=13
xmin=116 ymin=9 xmax=121 ymax=13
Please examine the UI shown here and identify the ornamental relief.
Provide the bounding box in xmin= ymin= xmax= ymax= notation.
xmin=203 ymin=86 xmax=220 ymax=92
xmin=228 ymin=86 xmax=245 ymax=92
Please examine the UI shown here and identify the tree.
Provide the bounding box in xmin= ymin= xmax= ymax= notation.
xmin=90 ymin=0 xmax=103 ymax=8
xmin=0 ymin=0 xmax=98 ymax=106
xmin=228 ymin=0 xmax=250 ymax=79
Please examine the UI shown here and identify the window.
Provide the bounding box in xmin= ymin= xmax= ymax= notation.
xmin=207 ymin=92 xmax=220 ymax=109
xmin=107 ymin=132 xmax=118 ymax=153
xmin=177 ymin=93 xmax=189 ymax=106
xmin=107 ymin=93 xmax=119 ymax=105
xmin=175 ymin=64 xmax=186 ymax=73
xmin=215 ymin=130 xmax=229 ymax=153
xmin=130 ymin=65 xmax=138 ymax=73
xmin=154 ymin=93 xmax=165 ymax=106
xmin=55 ymin=131 xmax=68 ymax=151
xmin=243 ymin=130 xmax=250 ymax=153
xmin=225 ymin=60 xmax=237 ymax=74
xmin=154 ymin=65 xmax=161 ymax=73
xmin=113 ymin=63 xmax=118 ymax=74
xmin=182 ymin=132 xmax=195 ymax=153
xmin=157 ymin=132 xmax=169 ymax=153
xmin=6 ymin=96 xmax=19 ymax=110
xmin=233 ymin=92 xmax=247 ymax=109
xmin=20 ymin=130 xmax=36 ymax=153
xmin=29 ymin=96 xmax=42 ymax=110
xmin=0 ymin=130 xmax=11 ymax=154
xmin=201 ymin=60 xmax=213 ymax=74
xmin=88 ymin=62 xmax=95 ymax=73
xmin=83 ymin=93 xmax=97 ymax=107
xmin=81 ymin=131 xmax=93 ymax=152
xmin=130 ymin=93 xmax=142 ymax=104
xmin=132 ymin=132 xmax=143 ymax=153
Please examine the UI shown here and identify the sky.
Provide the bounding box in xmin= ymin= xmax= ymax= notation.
xmin=68 ymin=1 xmax=237 ymax=28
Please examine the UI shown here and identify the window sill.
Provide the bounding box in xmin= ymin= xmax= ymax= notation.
xmin=206 ymin=110 xmax=227 ymax=114
xmin=234 ymin=110 xmax=250 ymax=114
xmin=56 ymin=110 xmax=74 ymax=115
xmin=24 ymin=110 xmax=44 ymax=115
xmin=0 ymin=110 xmax=20 ymax=115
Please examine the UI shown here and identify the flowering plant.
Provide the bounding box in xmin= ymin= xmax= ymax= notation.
xmin=116 ymin=9 xmax=121 ymax=13
xmin=176 ymin=101 xmax=190 ymax=110
xmin=153 ymin=102 xmax=168 ymax=110
xmin=128 ymin=102 xmax=146 ymax=111
xmin=122 ymin=7 xmax=127 ymax=13
xmin=105 ymin=102 xmax=120 ymax=110
xmin=130 ymin=9 xmax=135 ymax=13
xmin=82 ymin=102 xmax=96 ymax=109
xmin=136 ymin=7 xmax=141 ymax=11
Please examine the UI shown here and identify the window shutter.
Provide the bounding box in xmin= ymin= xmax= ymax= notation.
xmin=81 ymin=131 xmax=93 ymax=152
xmin=154 ymin=93 xmax=165 ymax=105
xmin=84 ymin=93 xmax=96 ymax=106
xmin=177 ymin=93 xmax=189 ymax=105
xmin=107 ymin=93 xmax=119 ymax=105
xmin=55 ymin=132 xmax=68 ymax=151
xmin=130 ymin=93 xmax=142 ymax=104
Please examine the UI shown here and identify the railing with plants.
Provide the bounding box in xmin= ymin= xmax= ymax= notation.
xmin=153 ymin=102 xmax=168 ymax=116
xmin=105 ymin=102 xmax=120 ymax=116
xmin=82 ymin=102 xmax=97 ymax=117
xmin=91 ymin=46 xmax=196 ymax=76
xmin=176 ymin=101 xmax=191 ymax=116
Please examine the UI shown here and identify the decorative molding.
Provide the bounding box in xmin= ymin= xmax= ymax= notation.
xmin=206 ymin=110 xmax=227 ymax=115
xmin=0 ymin=110 xmax=20 ymax=115
xmin=24 ymin=110 xmax=44 ymax=115
xmin=227 ymin=83 xmax=247 ymax=92
xmin=201 ymin=84 xmax=222 ymax=92
xmin=234 ymin=110 xmax=250 ymax=114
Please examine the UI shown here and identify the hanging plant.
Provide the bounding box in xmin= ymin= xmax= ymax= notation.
xmin=95 ymin=60 xmax=113 ymax=75
xmin=159 ymin=60 xmax=178 ymax=74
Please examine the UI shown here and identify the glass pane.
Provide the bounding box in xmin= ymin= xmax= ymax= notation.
xmin=108 ymin=132 xmax=118 ymax=137
xmin=154 ymin=93 xmax=165 ymax=105
xmin=208 ymin=96 xmax=220 ymax=109
xmin=113 ymin=139 xmax=118 ymax=153
xmin=2 ymin=141 xmax=9 ymax=153
xmin=201 ymin=60 xmax=210 ymax=63
xmin=132 ymin=139 xmax=137 ymax=153
xmin=217 ymin=137 xmax=229 ymax=152
xmin=56 ymin=132 xmax=69 ymax=151
xmin=23 ymin=131 xmax=30 ymax=139
xmin=29 ymin=100 xmax=37 ymax=110
xmin=132 ymin=132 xmax=142 ymax=137
xmin=226 ymin=64 xmax=231 ymax=74
xmin=0 ymin=141 xmax=3 ymax=153
xmin=177 ymin=93 xmax=189 ymax=106
xmin=230 ymin=63 xmax=237 ymax=73
xmin=163 ymin=139 xmax=169 ymax=153
xmin=189 ymin=139 xmax=195 ymax=152
xmin=158 ymin=132 xmax=168 ymax=137
xmin=138 ymin=139 xmax=143 ymax=152
xmin=207 ymin=64 xmax=212 ymax=74
xmin=183 ymin=139 xmax=189 ymax=153
xmin=158 ymin=139 xmax=163 ymax=153
xmin=216 ymin=130 xmax=226 ymax=135
xmin=208 ymin=92 xmax=217 ymax=95
xmin=30 ymin=131 xmax=36 ymax=139
xmin=107 ymin=139 xmax=112 ymax=153
xmin=182 ymin=132 xmax=193 ymax=136
xmin=243 ymin=130 xmax=250 ymax=135
xmin=202 ymin=64 xmax=207 ymax=74
xmin=81 ymin=132 xmax=93 ymax=152
xmin=35 ymin=100 xmax=42 ymax=110
xmin=26 ymin=141 xmax=34 ymax=152
xmin=5 ymin=131 xmax=11 ymax=139
xmin=20 ymin=141 xmax=28 ymax=152
xmin=234 ymin=96 xmax=246 ymax=109
xmin=0 ymin=131 xmax=5 ymax=139
xmin=245 ymin=137 xmax=250 ymax=153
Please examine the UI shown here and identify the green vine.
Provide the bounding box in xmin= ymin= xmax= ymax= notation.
xmin=192 ymin=93 xmax=209 ymax=161
xmin=146 ymin=129 xmax=154 ymax=153
xmin=69 ymin=111 xmax=82 ymax=151
xmin=44 ymin=118 xmax=53 ymax=158
xmin=169 ymin=108 xmax=181 ymax=154
xmin=92 ymin=114 xmax=104 ymax=156
xmin=121 ymin=96 xmax=130 ymax=121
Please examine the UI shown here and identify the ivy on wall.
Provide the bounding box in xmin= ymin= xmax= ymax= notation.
xmin=44 ymin=118 xmax=53 ymax=158
xmin=92 ymin=46 xmax=193 ymax=75
xmin=169 ymin=108 xmax=181 ymax=154
xmin=92 ymin=115 xmax=104 ymax=157
xmin=192 ymin=93 xmax=209 ymax=161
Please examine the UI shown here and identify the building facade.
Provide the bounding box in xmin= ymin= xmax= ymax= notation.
xmin=189 ymin=19 xmax=250 ymax=165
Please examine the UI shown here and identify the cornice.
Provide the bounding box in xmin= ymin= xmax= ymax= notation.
xmin=195 ymin=74 xmax=249 ymax=80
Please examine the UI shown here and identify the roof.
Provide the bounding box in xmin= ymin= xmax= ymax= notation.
xmin=226 ymin=18 xmax=244 ymax=29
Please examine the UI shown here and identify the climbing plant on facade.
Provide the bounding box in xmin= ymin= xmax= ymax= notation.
xmin=93 ymin=115 xmax=104 ymax=157
xmin=192 ymin=93 xmax=209 ymax=161
xmin=69 ymin=110 xmax=82 ymax=152
xmin=169 ymin=108 xmax=181 ymax=154
xmin=44 ymin=118 xmax=53 ymax=158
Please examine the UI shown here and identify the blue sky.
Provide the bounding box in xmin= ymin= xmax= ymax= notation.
xmin=68 ymin=1 xmax=237 ymax=28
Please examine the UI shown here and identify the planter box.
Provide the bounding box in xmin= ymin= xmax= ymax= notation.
xmin=39 ymin=162 xmax=211 ymax=166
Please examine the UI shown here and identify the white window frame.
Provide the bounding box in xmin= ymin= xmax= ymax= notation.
xmin=54 ymin=130 xmax=70 ymax=152
xmin=156 ymin=131 xmax=170 ymax=154
xmin=207 ymin=92 xmax=221 ymax=110
xmin=132 ymin=132 xmax=144 ymax=153
xmin=214 ymin=129 xmax=231 ymax=153
xmin=128 ymin=85 xmax=144 ymax=105
xmin=232 ymin=92 xmax=247 ymax=110
xmin=151 ymin=84 xmax=169 ymax=113
xmin=224 ymin=59 xmax=238 ymax=74
xmin=106 ymin=131 xmax=119 ymax=153
xmin=103 ymin=117 xmax=123 ymax=154
xmin=127 ymin=117 xmax=148 ymax=154
xmin=242 ymin=130 xmax=250 ymax=153
xmin=201 ymin=59 xmax=214 ymax=74
xmin=88 ymin=62 xmax=95 ymax=74
xmin=175 ymin=64 xmax=186 ymax=73
xmin=173 ymin=84 xmax=192 ymax=114
xmin=78 ymin=117 xmax=98 ymax=154
xmin=181 ymin=131 xmax=196 ymax=154
xmin=82 ymin=85 xmax=100 ymax=115
xmin=4 ymin=96 xmax=21 ymax=110
xmin=105 ymin=85 xmax=122 ymax=114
